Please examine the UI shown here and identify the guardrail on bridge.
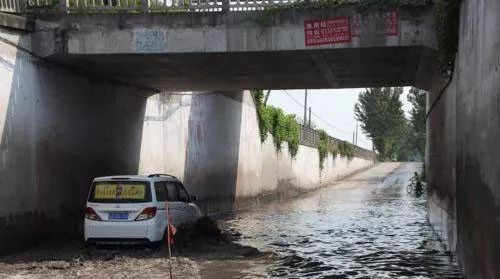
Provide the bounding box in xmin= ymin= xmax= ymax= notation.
xmin=299 ymin=125 xmax=377 ymax=160
xmin=0 ymin=0 xmax=25 ymax=13
xmin=1 ymin=0 xmax=358 ymax=14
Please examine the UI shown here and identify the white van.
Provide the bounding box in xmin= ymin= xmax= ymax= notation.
xmin=84 ymin=174 xmax=201 ymax=245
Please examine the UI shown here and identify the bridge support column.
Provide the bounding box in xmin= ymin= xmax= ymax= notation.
xmin=139 ymin=90 xmax=263 ymax=215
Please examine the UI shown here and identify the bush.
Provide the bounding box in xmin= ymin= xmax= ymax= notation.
xmin=338 ymin=141 xmax=355 ymax=158
xmin=252 ymin=90 xmax=301 ymax=158
xmin=434 ymin=0 xmax=462 ymax=77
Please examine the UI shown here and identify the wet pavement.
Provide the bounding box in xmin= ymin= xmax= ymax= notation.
xmin=222 ymin=162 xmax=463 ymax=278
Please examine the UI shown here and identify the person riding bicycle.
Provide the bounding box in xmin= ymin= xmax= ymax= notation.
xmin=410 ymin=172 xmax=424 ymax=194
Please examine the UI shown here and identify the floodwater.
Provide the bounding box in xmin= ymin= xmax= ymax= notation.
xmin=223 ymin=162 xmax=463 ymax=279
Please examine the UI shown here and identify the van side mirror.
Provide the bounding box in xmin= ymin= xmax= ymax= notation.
xmin=190 ymin=195 xmax=197 ymax=202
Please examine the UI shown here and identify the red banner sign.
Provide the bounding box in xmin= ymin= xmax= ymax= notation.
xmin=304 ymin=17 xmax=351 ymax=46
xmin=384 ymin=10 xmax=398 ymax=36
xmin=351 ymin=10 xmax=399 ymax=37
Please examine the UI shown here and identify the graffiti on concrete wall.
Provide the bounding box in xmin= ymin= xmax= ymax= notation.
xmin=352 ymin=10 xmax=399 ymax=37
xmin=133 ymin=29 xmax=166 ymax=53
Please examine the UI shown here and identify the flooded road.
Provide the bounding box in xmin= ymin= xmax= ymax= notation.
xmin=222 ymin=162 xmax=463 ymax=278
xmin=0 ymin=162 xmax=463 ymax=279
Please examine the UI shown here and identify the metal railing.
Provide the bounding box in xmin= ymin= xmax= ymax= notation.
xmin=0 ymin=0 xmax=25 ymax=13
xmin=299 ymin=125 xmax=377 ymax=160
xmin=2 ymin=0 xmax=358 ymax=13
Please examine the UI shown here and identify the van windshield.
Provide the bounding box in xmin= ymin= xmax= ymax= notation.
xmin=88 ymin=181 xmax=151 ymax=203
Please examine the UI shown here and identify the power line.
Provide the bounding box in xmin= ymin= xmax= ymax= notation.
xmin=281 ymin=90 xmax=353 ymax=136
xmin=310 ymin=110 xmax=352 ymax=135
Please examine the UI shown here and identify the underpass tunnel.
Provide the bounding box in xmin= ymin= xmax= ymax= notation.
xmin=0 ymin=4 xmax=442 ymax=257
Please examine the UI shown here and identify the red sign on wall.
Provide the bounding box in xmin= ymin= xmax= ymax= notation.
xmin=351 ymin=10 xmax=399 ymax=37
xmin=304 ymin=17 xmax=351 ymax=46
xmin=384 ymin=10 xmax=398 ymax=35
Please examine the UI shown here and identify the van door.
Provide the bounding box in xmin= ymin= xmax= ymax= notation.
xmin=176 ymin=183 xmax=200 ymax=223
xmin=165 ymin=182 xmax=190 ymax=227
xmin=153 ymin=181 xmax=168 ymax=239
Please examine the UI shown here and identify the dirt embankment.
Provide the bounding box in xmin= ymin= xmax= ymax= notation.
xmin=0 ymin=218 xmax=273 ymax=279
xmin=0 ymin=240 xmax=199 ymax=279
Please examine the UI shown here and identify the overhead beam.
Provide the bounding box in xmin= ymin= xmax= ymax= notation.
xmin=0 ymin=12 xmax=33 ymax=31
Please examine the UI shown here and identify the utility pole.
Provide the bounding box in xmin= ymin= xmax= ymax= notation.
xmin=263 ymin=90 xmax=271 ymax=106
xmin=355 ymin=122 xmax=358 ymax=146
xmin=353 ymin=131 xmax=355 ymax=145
xmin=303 ymin=89 xmax=308 ymax=126
xmin=308 ymin=107 xmax=312 ymax=128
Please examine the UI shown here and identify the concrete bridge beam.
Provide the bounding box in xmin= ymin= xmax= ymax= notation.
xmin=33 ymin=6 xmax=437 ymax=91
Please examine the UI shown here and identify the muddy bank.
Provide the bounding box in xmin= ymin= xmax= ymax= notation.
xmin=174 ymin=217 xmax=276 ymax=278
xmin=0 ymin=238 xmax=199 ymax=279
xmin=0 ymin=218 xmax=272 ymax=279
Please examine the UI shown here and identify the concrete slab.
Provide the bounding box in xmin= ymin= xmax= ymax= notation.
xmin=33 ymin=6 xmax=436 ymax=91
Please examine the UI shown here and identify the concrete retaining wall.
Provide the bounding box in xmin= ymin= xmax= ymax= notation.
xmin=139 ymin=91 xmax=375 ymax=215
xmin=427 ymin=0 xmax=500 ymax=278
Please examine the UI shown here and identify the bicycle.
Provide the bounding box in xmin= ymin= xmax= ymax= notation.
xmin=406 ymin=179 xmax=426 ymax=194
xmin=406 ymin=183 xmax=414 ymax=193
xmin=407 ymin=172 xmax=426 ymax=194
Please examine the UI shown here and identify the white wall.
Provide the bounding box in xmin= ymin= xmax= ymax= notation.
xmin=260 ymin=137 xmax=374 ymax=197
xmin=139 ymin=91 xmax=375 ymax=214
xmin=138 ymin=94 xmax=191 ymax=179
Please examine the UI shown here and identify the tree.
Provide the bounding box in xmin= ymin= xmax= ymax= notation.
xmin=407 ymin=87 xmax=427 ymax=159
xmin=354 ymin=87 xmax=408 ymax=161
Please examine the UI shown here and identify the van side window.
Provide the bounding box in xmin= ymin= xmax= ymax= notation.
xmin=166 ymin=182 xmax=179 ymax=201
xmin=154 ymin=182 xmax=167 ymax=202
xmin=177 ymin=183 xmax=189 ymax=202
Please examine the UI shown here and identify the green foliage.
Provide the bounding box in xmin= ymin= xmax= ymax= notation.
xmin=253 ymin=89 xmax=359 ymax=168
xmin=252 ymin=90 xmax=300 ymax=158
xmin=355 ymin=87 xmax=426 ymax=161
xmin=318 ymin=130 xmax=330 ymax=170
xmin=355 ymin=87 xmax=408 ymax=161
xmin=253 ymin=89 xmax=270 ymax=141
xmin=434 ymin=0 xmax=462 ymax=77
xmin=407 ymin=87 xmax=426 ymax=159
xmin=317 ymin=130 xmax=354 ymax=170
xmin=389 ymin=119 xmax=414 ymax=161
xmin=338 ymin=140 xmax=354 ymax=158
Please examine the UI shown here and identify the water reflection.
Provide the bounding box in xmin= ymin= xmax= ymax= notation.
xmin=224 ymin=163 xmax=462 ymax=278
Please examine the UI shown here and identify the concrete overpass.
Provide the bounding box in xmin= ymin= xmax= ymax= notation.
xmin=1 ymin=0 xmax=437 ymax=251
xmin=0 ymin=0 xmax=438 ymax=254
xmin=8 ymin=3 xmax=436 ymax=91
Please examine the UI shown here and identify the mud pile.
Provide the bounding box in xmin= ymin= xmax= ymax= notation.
xmin=173 ymin=217 xmax=266 ymax=260
xmin=174 ymin=217 xmax=225 ymax=252
xmin=0 ymin=239 xmax=200 ymax=279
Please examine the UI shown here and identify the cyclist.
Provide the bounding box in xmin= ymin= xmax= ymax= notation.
xmin=410 ymin=172 xmax=424 ymax=194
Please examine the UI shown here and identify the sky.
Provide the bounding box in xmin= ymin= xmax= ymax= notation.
xmin=267 ymin=88 xmax=412 ymax=150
